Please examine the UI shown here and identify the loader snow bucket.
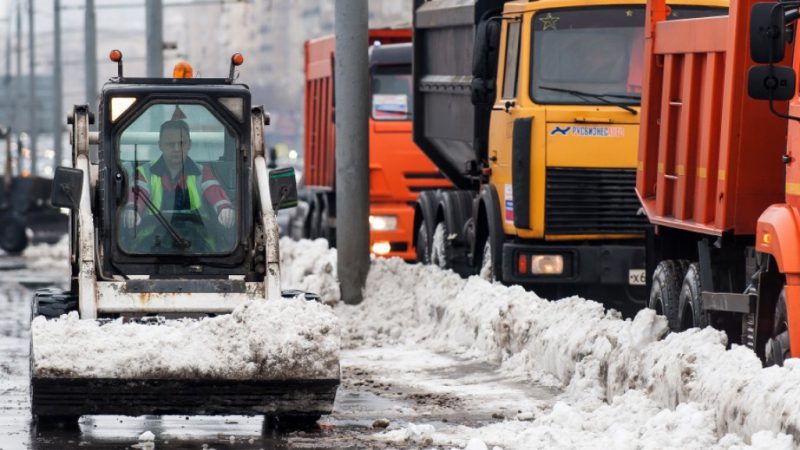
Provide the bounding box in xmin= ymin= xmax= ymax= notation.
xmin=29 ymin=294 xmax=340 ymax=426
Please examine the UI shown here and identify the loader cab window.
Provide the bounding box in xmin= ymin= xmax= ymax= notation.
xmin=530 ymin=6 xmax=727 ymax=105
xmin=115 ymin=103 xmax=239 ymax=255
xmin=371 ymin=65 xmax=413 ymax=120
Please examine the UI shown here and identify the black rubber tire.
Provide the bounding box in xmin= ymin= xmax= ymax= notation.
xmin=263 ymin=414 xmax=321 ymax=432
xmin=309 ymin=200 xmax=322 ymax=240
xmin=649 ymin=260 xmax=686 ymax=331
xmin=33 ymin=288 xmax=78 ymax=319
xmin=766 ymin=288 xmax=791 ymax=366
xmin=430 ymin=221 xmax=452 ymax=270
xmin=678 ymin=263 xmax=707 ymax=330
xmin=0 ymin=215 xmax=28 ymax=255
xmin=32 ymin=414 xmax=82 ymax=432
xmin=415 ymin=221 xmax=430 ymax=264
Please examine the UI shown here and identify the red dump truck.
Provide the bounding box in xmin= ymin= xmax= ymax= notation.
xmin=300 ymin=29 xmax=451 ymax=260
xmin=637 ymin=0 xmax=800 ymax=364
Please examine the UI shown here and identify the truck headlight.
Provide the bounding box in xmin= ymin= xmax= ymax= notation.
xmin=531 ymin=255 xmax=564 ymax=275
xmin=369 ymin=215 xmax=397 ymax=231
xmin=371 ymin=241 xmax=392 ymax=256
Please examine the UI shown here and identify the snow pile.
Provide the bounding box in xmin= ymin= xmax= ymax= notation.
xmin=276 ymin=240 xmax=800 ymax=445
xmin=280 ymin=238 xmax=339 ymax=304
xmin=31 ymin=297 xmax=340 ymax=380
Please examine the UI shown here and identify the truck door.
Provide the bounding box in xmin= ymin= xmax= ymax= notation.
xmin=488 ymin=15 xmax=541 ymax=236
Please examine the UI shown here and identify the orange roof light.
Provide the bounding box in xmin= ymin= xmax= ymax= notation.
xmin=232 ymin=53 xmax=244 ymax=66
xmin=109 ymin=49 xmax=122 ymax=62
xmin=173 ymin=61 xmax=194 ymax=79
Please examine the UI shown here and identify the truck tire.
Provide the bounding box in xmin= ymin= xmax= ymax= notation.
xmin=416 ymin=222 xmax=430 ymax=264
xmin=430 ymin=221 xmax=451 ymax=270
xmin=678 ymin=263 xmax=707 ymax=330
xmin=649 ymin=260 xmax=686 ymax=331
xmin=33 ymin=288 xmax=78 ymax=319
xmin=0 ymin=215 xmax=28 ymax=255
xmin=766 ymin=288 xmax=791 ymax=366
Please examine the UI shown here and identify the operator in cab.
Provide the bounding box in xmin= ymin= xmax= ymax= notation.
xmin=121 ymin=115 xmax=235 ymax=253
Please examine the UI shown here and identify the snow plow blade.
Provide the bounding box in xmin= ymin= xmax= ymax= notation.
xmin=30 ymin=377 xmax=339 ymax=417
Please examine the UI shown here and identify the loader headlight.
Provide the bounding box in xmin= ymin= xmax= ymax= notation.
xmin=369 ymin=215 xmax=397 ymax=231
xmin=531 ymin=255 xmax=564 ymax=275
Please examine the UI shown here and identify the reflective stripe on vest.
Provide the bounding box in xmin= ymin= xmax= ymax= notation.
xmin=137 ymin=164 xmax=201 ymax=211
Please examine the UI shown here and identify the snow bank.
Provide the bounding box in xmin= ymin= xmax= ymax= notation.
xmin=32 ymin=297 xmax=340 ymax=380
xmin=280 ymin=238 xmax=340 ymax=305
xmin=278 ymin=238 xmax=800 ymax=445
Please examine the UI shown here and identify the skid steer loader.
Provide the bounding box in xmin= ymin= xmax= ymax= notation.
xmin=30 ymin=51 xmax=339 ymax=428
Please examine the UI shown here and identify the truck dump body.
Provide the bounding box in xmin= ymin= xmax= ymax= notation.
xmin=637 ymin=1 xmax=787 ymax=236
xmin=413 ymin=0 xmax=506 ymax=190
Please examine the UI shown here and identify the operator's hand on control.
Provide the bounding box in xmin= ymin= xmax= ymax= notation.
xmin=218 ymin=208 xmax=235 ymax=229
xmin=123 ymin=209 xmax=141 ymax=228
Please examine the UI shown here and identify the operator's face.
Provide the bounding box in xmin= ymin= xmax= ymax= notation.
xmin=159 ymin=128 xmax=191 ymax=169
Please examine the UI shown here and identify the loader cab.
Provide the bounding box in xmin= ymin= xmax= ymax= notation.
xmin=98 ymin=81 xmax=255 ymax=278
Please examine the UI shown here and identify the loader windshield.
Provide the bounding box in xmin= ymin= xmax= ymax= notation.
xmin=116 ymin=102 xmax=239 ymax=255
xmin=530 ymin=6 xmax=726 ymax=105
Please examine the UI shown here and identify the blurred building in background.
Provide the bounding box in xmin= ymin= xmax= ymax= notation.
xmin=179 ymin=0 xmax=412 ymax=157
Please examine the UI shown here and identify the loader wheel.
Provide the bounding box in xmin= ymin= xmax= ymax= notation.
xmin=649 ymin=260 xmax=687 ymax=331
xmin=32 ymin=414 xmax=81 ymax=432
xmin=263 ymin=414 xmax=321 ymax=432
xmin=766 ymin=288 xmax=791 ymax=366
xmin=0 ymin=215 xmax=28 ymax=255
xmin=33 ymin=288 xmax=78 ymax=319
xmin=430 ymin=222 xmax=451 ymax=270
xmin=678 ymin=263 xmax=707 ymax=330
xmin=416 ymin=222 xmax=430 ymax=264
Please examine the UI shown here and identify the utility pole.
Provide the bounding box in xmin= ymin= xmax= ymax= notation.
xmin=53 ymin=0 xmax=63 ymax=168
xmin=27 ymin=0 xmax=36 ymax=175
xmin=84 ymin=0 xmax=97 ymax=104
xmin=145 ymin=0 xmax=163 ymax=77
xmin=15 ymin=4 xmax=21 ymax=137
xmin=334 ymin=0 xmax=369 ymax=305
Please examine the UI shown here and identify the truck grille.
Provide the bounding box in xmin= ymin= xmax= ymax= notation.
xmin=545 ymin=168 xmax=648 ymax=235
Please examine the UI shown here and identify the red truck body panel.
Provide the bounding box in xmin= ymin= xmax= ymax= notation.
xmin=637 ymin=0 xmax=788 ymax=237
xmin=303 ymin=29 xmax=450 ymax=260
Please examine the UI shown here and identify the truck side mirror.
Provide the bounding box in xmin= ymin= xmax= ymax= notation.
xmin=748 ymin=65 xmax=796 ymax=100
xmin=51 ymin=166 xmax=84 ymax=209
xmin=750 ymin=3 xmax=786 ymax=63
xmin=268 ymin=167 xmax=298 ymax=211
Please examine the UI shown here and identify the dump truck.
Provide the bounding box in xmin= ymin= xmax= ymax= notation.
xmin=301 ymin=29 xmax=451 ymax=260
xmin=29 ymin=51 xmax=340 ymax=427
xmin=0 ymin=126 xmax=68 ymax=254
xmin=411 ymin=0 xmax=726 ymax=310
xmin=638 ymin=0 xmax=800 ymax=364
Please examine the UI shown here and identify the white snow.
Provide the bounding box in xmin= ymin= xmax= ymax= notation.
xmin=138 ymin=430 xmax=155 ymax=441
xmin=31 ymin=297 xmax=340 ymax=380
xmin=278 ymin=238 xmax=800 ymax=448
xmin=280 ymin=238 xmax=339 ymax=305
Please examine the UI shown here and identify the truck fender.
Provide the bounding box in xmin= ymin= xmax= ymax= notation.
xmin=439 ymin=190 xmax=473 ymax=246
xmin=757 ymin=204 xmax=800 ymax=357
xmin=473 ymin=185 xmax=504 ymax=273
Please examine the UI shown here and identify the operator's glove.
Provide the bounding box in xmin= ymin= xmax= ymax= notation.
xmin=123 ymin=209 xmax=141 ymax=228
xmin=218 ymin=208 xmax=235 ymax=229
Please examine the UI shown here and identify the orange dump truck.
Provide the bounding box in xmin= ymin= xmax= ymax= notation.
xmin=637 ymin=0 xmax=800 ymax=363
xmin=301 ymin=29 xmax=451 ymax=260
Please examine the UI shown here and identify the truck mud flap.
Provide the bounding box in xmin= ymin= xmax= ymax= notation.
xmin=31 ymin=377 xmax=339 ymax=417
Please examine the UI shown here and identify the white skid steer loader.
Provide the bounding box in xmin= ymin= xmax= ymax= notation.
xmin=29 ymin=52 xmax=340 ymax=428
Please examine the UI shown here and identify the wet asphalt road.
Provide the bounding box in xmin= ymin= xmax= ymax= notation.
xmin=0 ymin=253 xmax=557 ymax=449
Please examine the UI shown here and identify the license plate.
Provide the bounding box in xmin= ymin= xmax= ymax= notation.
xmin=628 ymin=269 xmax=646 ymax=286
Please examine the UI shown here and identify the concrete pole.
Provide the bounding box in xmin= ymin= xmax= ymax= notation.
xmin=27 ymin=0 xmax=36 ymax=175
xmin=334 ymin=0 xmax=370 ymax=305
xmin=53 ymin=0 xmax=63 ymax=168
xmin=14 ymin=4 xmax=20 ymax=140
xmin=84 ymin=0 xmax=97 ymax=104
xmin=145 ymin=0 xmax=163 ymax=78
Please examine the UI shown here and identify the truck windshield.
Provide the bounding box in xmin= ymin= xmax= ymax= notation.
xmin=116 ymin=102 xmax=239 ymax=256
xmin=372 ymin=65 xmax=413 ymax=121
xmin=530 ymin=6 xmax=726 ymax=106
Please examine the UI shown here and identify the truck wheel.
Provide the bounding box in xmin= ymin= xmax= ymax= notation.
xmin=479 ymin=240 xmax=496 ymax=282
xmin=766 ymin=288 xmax=791 ymax=366
xmin=678 ymin=263 xmax=707 ymax=330
xmin=649 ymin=260 xmax=686 ymax=331
xmin=0 ymin=215 xmax=28 ymax=255
xmin=430 ymin=222 xmax=451 ymax=270
xmin=416 ymin=222 xmax=430 ymax=264
xmin=309 ymin=202 xmax=322 ymax=240
xmin=33 ymin=288 xmax=78 ymax=319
